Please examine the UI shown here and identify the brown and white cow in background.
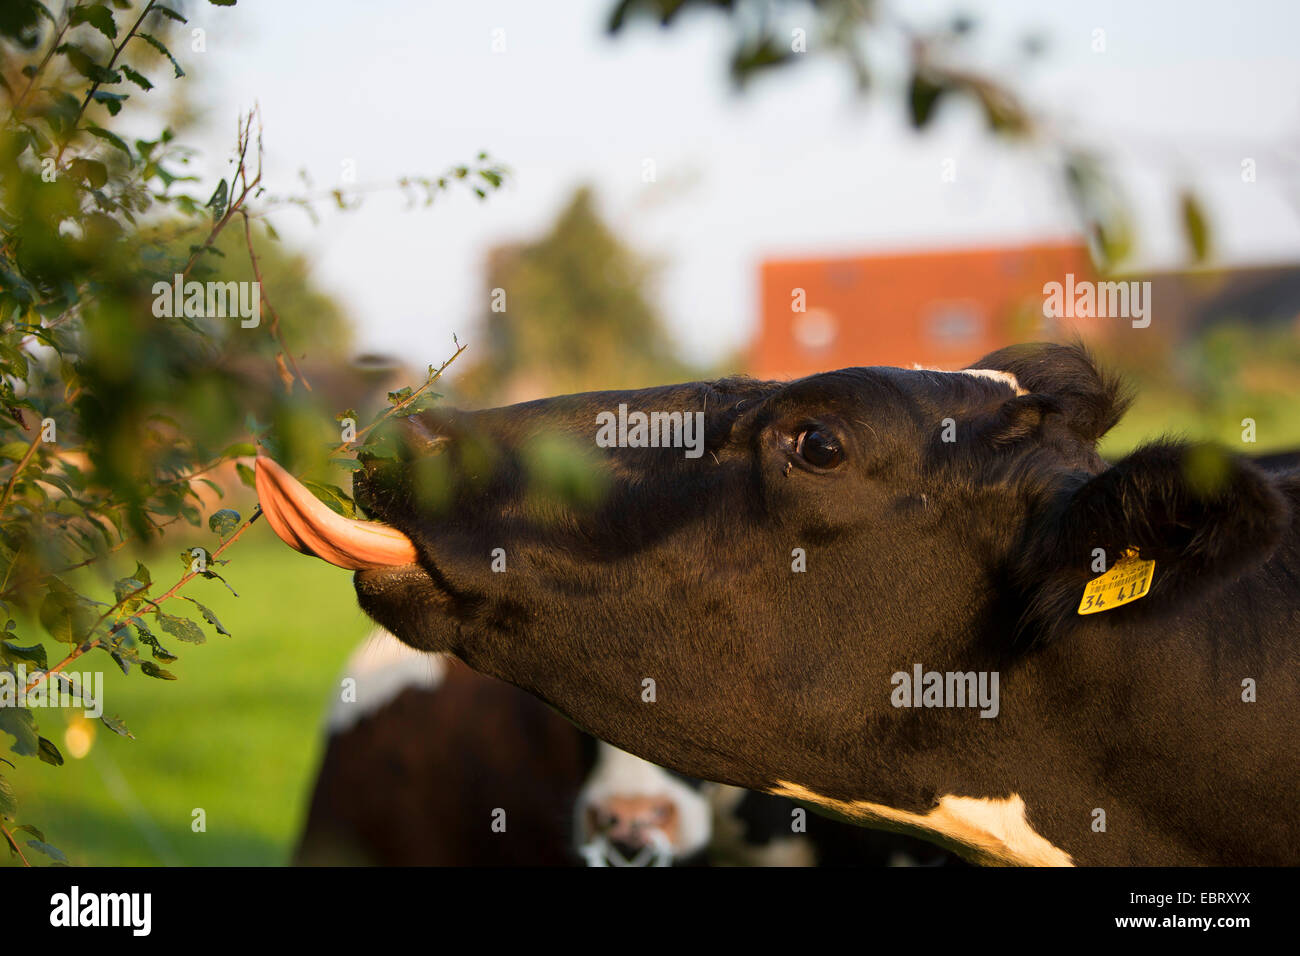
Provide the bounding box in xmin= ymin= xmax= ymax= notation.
xmin=295 ymin=630 xmax=956 ymax=867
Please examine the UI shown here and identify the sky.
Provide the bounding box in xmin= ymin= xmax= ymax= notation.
xmin=175 ymin=0 xmax=1300 ymax=372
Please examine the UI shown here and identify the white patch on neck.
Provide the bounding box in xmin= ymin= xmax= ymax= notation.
xmin=768 ymin=782 xmax=1072 ymax=867
xmin=327 ymin=629 xmax=446 ymax=734
xmin=913 ymin=365 xmax=1029 ymax=396
xmin=576 ymin=743 xmax=712 ymax=857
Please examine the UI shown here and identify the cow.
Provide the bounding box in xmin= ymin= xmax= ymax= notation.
xmin=295 ymin=630 xmax=956 ymax=866
xmin=1251 ymin=448 xmax=1300 ymax=473
xmin=293 ymin=635 xmax=591 ymax=866
xmin=293 ymin=631 xmax=706 ymax=866
xmin=257 ymin=342 xmax=1300 ymax=866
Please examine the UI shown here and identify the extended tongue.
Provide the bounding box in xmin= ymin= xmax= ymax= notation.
xmin=254 ymin=455 xmax=417 ymax=570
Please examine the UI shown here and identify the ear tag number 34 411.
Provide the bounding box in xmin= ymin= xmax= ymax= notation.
xmin=1078 ymin=548 xmax=1155 ymax=615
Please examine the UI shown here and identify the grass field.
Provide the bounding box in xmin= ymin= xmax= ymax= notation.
xmin=6 ymin=521 xmax=371 ymax=866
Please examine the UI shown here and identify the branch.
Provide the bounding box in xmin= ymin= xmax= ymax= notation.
xmin=8 ymin=3 xmax=71 ymax=118
xmin=179 ymin=109 xmax=263 ymax=279
xmin=331 ymin=343 xmax=466 ymax=456
xmin=0 ymin=822 xmax=32 ymax=867
xmin=55 ymin=0 xmax=158 ymax=165
xmin=0 ymin=430 xmax=44 ymax=517
xmin=25 ymin=507 xmax=263 ymax=695
xmin=240 ymin=209 xmax=310 ymax=392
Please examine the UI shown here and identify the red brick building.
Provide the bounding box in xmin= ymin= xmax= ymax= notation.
xmin=749 ymin=240 xmax=1095 ymax=379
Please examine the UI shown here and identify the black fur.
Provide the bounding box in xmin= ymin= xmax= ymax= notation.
xmin=350 ymin=342 xmax=1300 ymax=866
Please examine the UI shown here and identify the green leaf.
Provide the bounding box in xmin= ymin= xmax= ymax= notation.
xmin=302 ymin=480 xmax=356 ymax=518
xmin=90 ymin=89 xmax=128 ymax=115
xmin=68 ymin=158 xmax=109 ymax=189
xmin=0 ymin=774 xmax=15 ymax=817
xmin=206 ymin=178 xmax=228 ymax=222
xmin=0 ymin=706 xmax=39 ymax=757
xmin=56 ymin=43 xmax=121 ymax=84
xmin=133 ymin=562 xmax=152 ymax=588
xmin=235 ymin=462 xmax=255 ymax=488
xmin=130 ymin=617 xmax=176 ymax=662
xmin=152 ymin=5 xmax=187 ymax=22
xmin=185 ymin=597 xmax=229 ymax=637
xmin=37 ymin=736 xmax=63 ymax=767
xmin=16 ymin=823 xmax=45 ymax=842
xmin=158 ymin=612 xmax=205 ymax=645
xmin=139 ymin=661 xmax=177 ymax=680
xmin=100 ymin=714 xmax=134 ymax=739
xmin=208 ymin=0 xmax=238 ymax=5
xmin=70 ymin=3 xmax=118 ymax=39
xmin=112 ymin=576 xmax=148 ymax=607
xmin=909 ymin=71 xmax=947 ymax=129
xmin=1 ymin=642 xmax=47 ymax=670
xmin=38 ymin=586 xmax=75 ymax=644
xmin=135 ymin=32 xmax=184 ymax=77
xmin=27 ymin=839 xmax=69 ymax=863
xmin=208 ymin=508 xmax=240 ymax=537
xmin=1180 ymin=189 xmax=1210 ymax=262
xmin=120 ymin=64 xmax=153 ymax=90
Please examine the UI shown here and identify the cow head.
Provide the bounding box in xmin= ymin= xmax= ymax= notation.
xmin=257 ymin=343 xmax=1290 ymax=836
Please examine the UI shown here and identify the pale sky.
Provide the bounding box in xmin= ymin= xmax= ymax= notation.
xmin=176 ymin=0 xmax=1300 ymax=373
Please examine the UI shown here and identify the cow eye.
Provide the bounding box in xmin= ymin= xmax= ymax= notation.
xmin=794 ymin=429 xmax=844 ymax=469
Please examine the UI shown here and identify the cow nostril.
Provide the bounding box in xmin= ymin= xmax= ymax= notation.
xmin=610 ymin=838 xmax=644 ymax=857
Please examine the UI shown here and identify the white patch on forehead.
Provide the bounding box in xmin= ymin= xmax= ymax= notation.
xmin=912 ymin=364 xmax=1029 ymax=396
xmin=577 ymin=742 xmax=712 ymax=856
xmin=327 ymin=629 xmax=446 ymax=734
xmin=769 ymin=782 xmax=1073 ymax=867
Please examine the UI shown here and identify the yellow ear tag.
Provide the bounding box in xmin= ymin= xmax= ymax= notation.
xmin=1078 ymin=548 xmax=1155 ymax=615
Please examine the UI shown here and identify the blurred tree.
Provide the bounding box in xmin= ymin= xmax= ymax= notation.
xmin=147 ymin=222 xmax=354 ymax=363
xmin=0 ymin=0 xmax=504 ymax=865
xmin=455 ymin=187 xmax=696 ymax=404
xmin=606 ymin=0 xmax=1211 ymax=272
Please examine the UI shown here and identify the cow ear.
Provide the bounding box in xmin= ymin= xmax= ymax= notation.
xmin=967 ymin=342 xmax=1131 ymax=444
xmin=1015 ymin=442 xmax=1291 ymax=641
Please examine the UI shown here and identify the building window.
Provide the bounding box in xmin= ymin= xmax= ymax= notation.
xmin=925 ymin=303 xmax=984 ymax=346
xmin=793 ymin=308 xmax=838 ymax=353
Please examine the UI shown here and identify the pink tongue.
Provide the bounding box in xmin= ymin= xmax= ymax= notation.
xmin=254 ymin=455 xmax=418 ymax=570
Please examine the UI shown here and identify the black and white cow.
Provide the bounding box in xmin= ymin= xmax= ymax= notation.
xmin=260 ymin=342 xmax=1300 ymax=866
xmin=295 ymin=630 xmax=954 ymax=866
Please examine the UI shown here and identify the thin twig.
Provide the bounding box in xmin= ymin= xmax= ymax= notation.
xmin=0 ymin=822 xmax=32 ymax=867
xmin=240 ymin=209 xmax=310 ymax=391
xmin=179 ymin=110 xmax=262 ymax=279
xmin=330 ymin=343 xmax=466 ymax=456
xmin=0 ymin=431 xmax=43 ymax=517
xmin=8 ymin=3 xmax=71 ymax=117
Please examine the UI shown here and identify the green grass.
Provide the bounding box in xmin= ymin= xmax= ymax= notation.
xmin=1100 ymin=384 xmax=1300 ymax=459
xmin=5 ymin=522 xmax=371 ymax=866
